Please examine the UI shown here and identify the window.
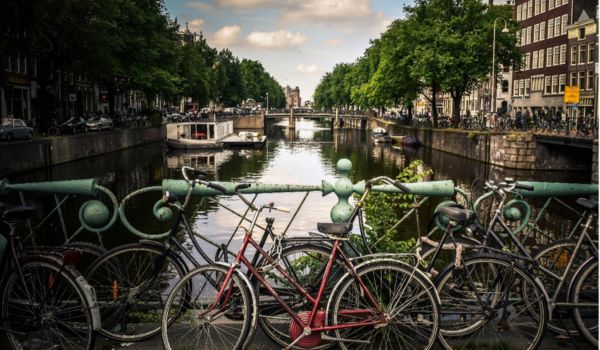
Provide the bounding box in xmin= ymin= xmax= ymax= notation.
xmin=588 ymin=43 xmax=595 ymax=63
xmin=502 ymin=80 xmax=509 ymax=93
xmin=522 ymin=4 xmax=527 ymax=20
xmin=560 ymin=44 xmax=566 ymax=64
xmin=587 ymin=71 xmax=594 ymax=90
xmin=526 ymin=26 xmax=532 ymax=44
xmin=540 ymin=21 xmax=545 ymax=40
xmin=545 ymin=76 xmax=552 ymax=94
xmin=520 ymin=79 xmax=525 ymax=96
xmin=539 ymin=49 xmax=545 ymax=68
xmin=570 ymin=72 xmax=577 ymax=86
xmin=525 ymin=78 xmax=531 ymax=95
xmin=521 ymin=30 xmax=526 ymax=46
xmin=553 ymin=46 xmax=559 ymax=65
xmin=547 ymin=47 xmax=553 ymax=66
xmin=535 ymin=0 xmax=540 ymax=15
xmin=561 ymin=15 xmax=568 ymax=35
xmin=571 ymin=46 xmax=578 ymax=65
xmin=548 ymin=19 xmax=554 ymax=39
xmin=579 ymin=28 xmax=585 ymax=39
xmin=514 ymin=80 xmax=519 ymax=96
xmin=533 ymin=50 xmax=539 ymax=69
xmin=526 ymin=52 xmax=531 ymax=70
xmin=579 ymin=71 xmax=586 ymax=90
xmin=554 ymin=16 xmax=561 ymax=37
xmin=517 ymin=5 xmax=522 ymax=21
xmin=551 ymin=75 xmax=558 ymax=93
xmin=540 ymin=0 xmax=546 ymax=12
xmin=559 ymin=74 xmax=566 ymax=92
xmin=562 ymin=0 xmax=568 ymax=4
xmin=527 ymin=0 xmax=533 ymax=17
xmin=579 ymin=45 xmax=587 ymax=63
xmin=534 ymin=24 xmax=539 ymax=42
xmin=549 ymin=0 xmax=554 ymax=10
xmin=5 ymin=55 xmax=11 ymax=72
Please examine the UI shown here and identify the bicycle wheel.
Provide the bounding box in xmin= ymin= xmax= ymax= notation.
xmin=162 ymin=264 xmax=254 ymax=350
xmin=328 ymin=260 xmax=439 ymax=350
xmin=570 ymin=258 xmax=598 ymax=347
xmin=256 ymin=243 xmax=346 ymax=349
xmin=533 ymin=239 xmax=593 ymax=334
xmin=2 ymin=258 xmax=96 ymax=350
xmin=435 ymin=255 xmax=547 ymax=350
xmin=85 ymin=243 xmax=188 ymax=341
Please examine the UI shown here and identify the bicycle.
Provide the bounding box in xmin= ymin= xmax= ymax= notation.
xmin=0 ymin=202 xmax=100 ymax=350
xmin=161 ymin=177 xmax=441 ymax=350
xmin=419 ymin=180 xmax=598 ymax=347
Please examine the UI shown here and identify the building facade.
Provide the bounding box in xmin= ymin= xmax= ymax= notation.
xmin=285 ymin=85 xmax=301 ymax=108
xmin=512 ymin=0 xmax=596 ymax=118
xmin=566 ymin=8 xmax=597 ymax=119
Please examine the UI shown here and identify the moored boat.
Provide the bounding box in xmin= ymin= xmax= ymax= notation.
xmin=371 ymin=127 xmax=393 ymax=143
xmin=165 ymin=120 xmax=233 ymax=150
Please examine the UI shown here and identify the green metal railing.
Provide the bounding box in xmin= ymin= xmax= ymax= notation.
xmin=0 ymin=158 xmax=597 ymax=250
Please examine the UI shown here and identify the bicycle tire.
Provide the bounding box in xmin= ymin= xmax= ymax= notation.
xmin=85 ymin=243 xmax=188 ymax=341
xmin=570 ymin=258 xmax=598 ymax=347
xmin=435 ymin=254 xmax=547 ymax=350
xmin=327 ymin=260 xmax=439 ymax=350
xmin=2 ymin=258 xmax=96 ymax=350
xmin=533 ymin=239 xmax=594 ymax=335
xmin=255 ymin=243 xmax=347 ymax=349
xmin=161 ymin=264 xmax=255 ymax=350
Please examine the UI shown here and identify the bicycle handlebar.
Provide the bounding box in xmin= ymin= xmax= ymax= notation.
xmin=366 ymin=176 xmax=411 ymax=194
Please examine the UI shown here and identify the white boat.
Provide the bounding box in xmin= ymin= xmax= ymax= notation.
xmin=165 ymin=120 xmax=233 ymax=150
xmin=221 ymin=131 xmax=267 ymax=149
xmin=371 ymin=127 xmax=393 ymax=143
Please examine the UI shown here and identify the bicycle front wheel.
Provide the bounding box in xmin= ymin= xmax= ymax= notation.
xmin=162 ymin=264 xmax=254 ymax=350
xmin=570 ymin=258 xmax=598 ymax=347
xmin=328 ymin=260 xmax=439 ymax=350
xmin=85 ymin=243 xmax=188 ymax=341
xmin=2 ymin=259 xmax=96 ymax=350
xmin=435 ymin=255 xmax=547 ymax=350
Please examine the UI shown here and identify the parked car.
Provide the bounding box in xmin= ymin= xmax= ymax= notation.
xmin=0 ymin=118 xmax=34 ymax=141
xmin=86 ymin=116 xmax=113 ymax=131
xmin=60 ymin=117 xmax=87 ymax=134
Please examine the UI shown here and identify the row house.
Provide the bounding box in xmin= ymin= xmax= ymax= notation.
xmin=512 ymin=0 xmax=597 ymax=118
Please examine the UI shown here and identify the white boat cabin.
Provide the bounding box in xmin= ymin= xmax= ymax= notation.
xmin=166 ymin=120 xmax=233 ymax=142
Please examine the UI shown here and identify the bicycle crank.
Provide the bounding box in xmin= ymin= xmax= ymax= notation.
xmin=288 ymin=311 xmax=324 ymax=348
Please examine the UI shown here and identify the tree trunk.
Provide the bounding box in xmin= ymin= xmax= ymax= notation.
xmin=431 ymin=83 xmax=439 ymax=128
xmin=452 ymin=93 xmax=462 ymax=119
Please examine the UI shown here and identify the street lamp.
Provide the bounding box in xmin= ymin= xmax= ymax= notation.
xmin=266 ymin=92 xmax=269 ymax=115
xmin=491 ymin=18 xmax=510 ymax=115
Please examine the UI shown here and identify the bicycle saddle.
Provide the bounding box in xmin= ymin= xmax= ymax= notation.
xmin=317 ymin=223 xmax=352 ymax=237
xmin=576 ymin=198 xmax=598 ymax=211
xmin=0 ymin=203 xmax=35 ymax=222
xmin=436 ymin=206 xmax=475 ymax=224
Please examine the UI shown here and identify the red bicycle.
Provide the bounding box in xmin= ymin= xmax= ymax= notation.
xmin=160 ymin=178 xmax=440 ymax=350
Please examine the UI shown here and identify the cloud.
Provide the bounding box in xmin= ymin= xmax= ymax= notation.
xmin=283 ymin=0 xmax=372 ymax=22
xmin=187 ymin=18 xmax=205 ymax=33
xmin=212 ymin=25 xmax=242 ymax=46
xmin=185 ymin=2 xmax=214 ymax=11
xmin=216 ymin=0 xmax=280 ymax=8
xmin=296 ymin=64 xmax=325 ymax=73
xmin=325 ymin=38 xmax=341 ymax=47
xmin=246 ymin=30 xmax=307 ymax=49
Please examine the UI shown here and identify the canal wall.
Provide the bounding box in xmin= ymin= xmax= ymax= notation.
xmin=0 ymin=127 xmax=164 ymax=177
xmin=371 ymin=118 xmax=592 ymax=174
xmin=233 ymin=114 xmax=264 ymax=130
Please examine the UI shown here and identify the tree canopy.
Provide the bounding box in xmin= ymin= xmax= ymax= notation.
xmin=313 ymin=0 xmax=521 ymax=124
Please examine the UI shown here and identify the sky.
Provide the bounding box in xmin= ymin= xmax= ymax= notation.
xmin=163 ymin=0 xmax=410 ymax=102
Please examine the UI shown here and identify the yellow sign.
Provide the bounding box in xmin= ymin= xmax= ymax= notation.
xmin=564 ymin=86 xmax=580 ymax=103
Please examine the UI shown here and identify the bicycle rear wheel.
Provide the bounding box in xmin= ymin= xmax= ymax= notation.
xmin=328 ymin=260 xmax=439 ymax=350
xmin=162 ymin=264 xmax=254 ymax=350
xmin=2 ymin=258 xmax=96 ymax=350
xmin=85 ymin=243 xmax=187 ymax=341
xmin=570 ymin=258 xmax=598 ymax=347
xmin=435 ymin=255 xmax=547 ymax=350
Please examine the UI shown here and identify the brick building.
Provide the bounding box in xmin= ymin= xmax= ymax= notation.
xmin=566 ymin=7 xmax=597 ymax=119
xmin=512 ymin=0 xmax=596 ymax=118
xmin=285 ymin=85 xmax=301 ymax=108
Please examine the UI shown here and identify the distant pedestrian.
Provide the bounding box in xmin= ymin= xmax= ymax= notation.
xmin=545 ymin=110 xmax=553 ymax=130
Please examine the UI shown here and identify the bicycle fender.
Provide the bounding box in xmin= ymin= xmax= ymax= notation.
xmin=566 ymin=257 xmax=598 ymax=303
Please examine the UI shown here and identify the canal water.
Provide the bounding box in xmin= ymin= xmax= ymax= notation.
xmin=6 ymin=118 xmax=591 ymax=255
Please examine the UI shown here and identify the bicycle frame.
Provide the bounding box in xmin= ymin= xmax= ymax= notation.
xmin=214 ymin=233 xmax=386 ymax=335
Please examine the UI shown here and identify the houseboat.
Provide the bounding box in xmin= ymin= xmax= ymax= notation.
xmin=165 ymin=120 xmax=234 ymax=150
xmin=371 ymin=127 xmax=393 ymax=143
